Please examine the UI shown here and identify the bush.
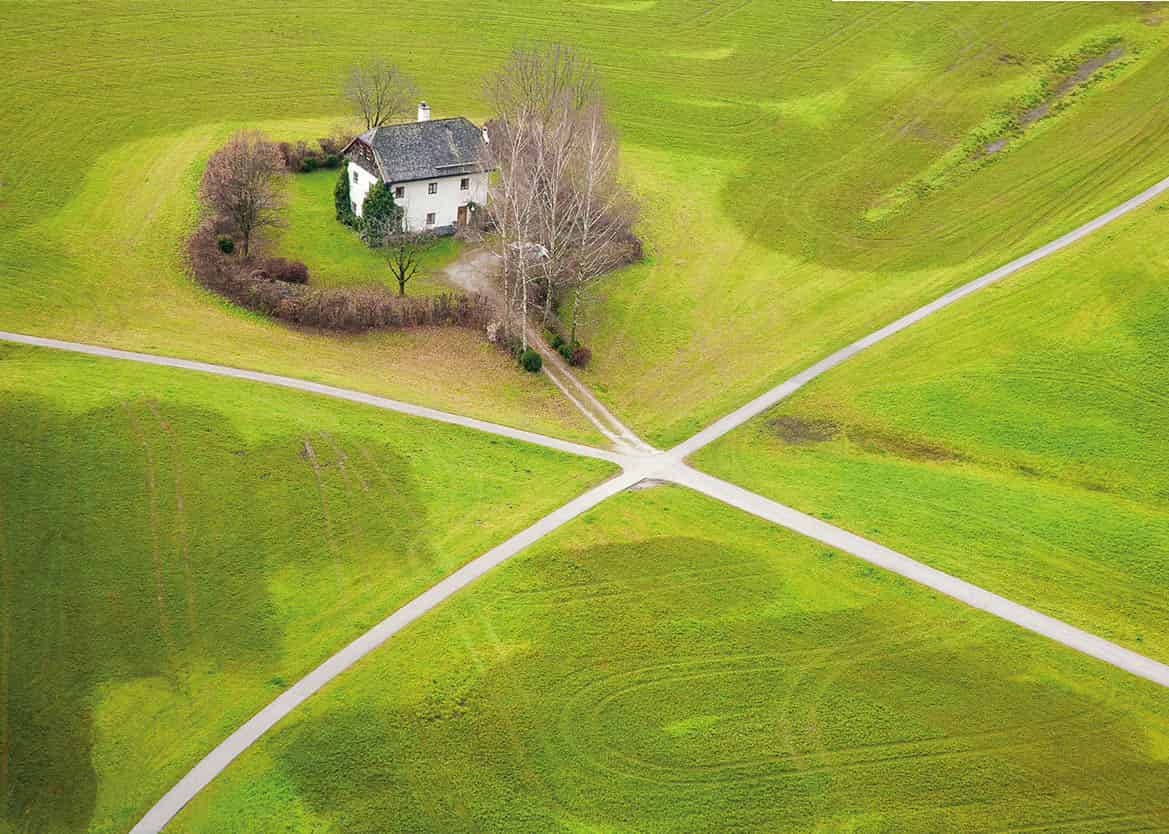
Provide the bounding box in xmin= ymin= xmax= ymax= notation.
xmin=361 ymin=182 xmax=400 ymax=242
xmin=557 ymin=341 xmax=574 ymax=362
xmin=549 ymin=333 xmax=565 ymax=350
xmin=300 ymin=155 xmax=319 ymax=173
xmin=277 ymin=140 xmax=310 ymax=172
xmin=187 ymin=221 xmax=495 ymax=334
xmin=570 ymin=345 xmax=592 ymax=368
xmin=519 ymin=348 xmax=543 ymax=373
xmin=318 ymin=134 xmax=350 ymax=157
xmin=265 ymin=257 xmax=309 ymax=284
xmin=217 ymin=236 xmax=234 ymax=254
xmin=334 ymin=167 xmax=356 ymax=227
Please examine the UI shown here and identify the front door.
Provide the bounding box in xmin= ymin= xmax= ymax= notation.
xmin=457 ymin=204 xmax=468 ymax=226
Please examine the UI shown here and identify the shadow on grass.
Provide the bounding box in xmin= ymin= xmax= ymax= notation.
xmin=0 ymin=394 xmax=428 ymax=832
xmin=260 ymin=536 xmax=1169 ymax=832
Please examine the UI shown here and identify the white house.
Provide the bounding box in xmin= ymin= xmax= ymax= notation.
xmin=342 ymin=102 xmax=490 ymax=232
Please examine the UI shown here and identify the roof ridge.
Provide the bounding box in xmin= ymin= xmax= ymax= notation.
xmin=379 ymin=116 xmax=478 ymax=128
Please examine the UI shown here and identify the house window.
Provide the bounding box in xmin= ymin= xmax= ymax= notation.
xmin=394 ymin=186 xmax=405 ymax=199
xmin=460 ymin=177 xmax=470 ymax=191
xmin=352 ymin=170 xmax=358 ymax=184
xmin=425 ymin=212 xmax=436 ymax=226
xmin=428 ymin=182 xmax=438 ymax=195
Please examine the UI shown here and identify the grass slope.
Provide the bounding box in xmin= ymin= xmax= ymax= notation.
xmin=693 ymin=197 xmax=1169 ymax=663
xmin=273 ymin=168 xmax=461 ymax=294
xmin=579 ymin=4 xmax=1169 ymax=443
xmin=0 ymin=119 xmax=598 ymax=443
xmin=0 ymin=345 xmax=613 ymax=834
xmin=3 ymin=3 xmax=1169 ymax=443
xmin=171 ymin=487 xmax=1169 ymax=833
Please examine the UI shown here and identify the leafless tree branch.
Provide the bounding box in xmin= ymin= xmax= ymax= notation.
xmin=344 ymin=60 xmax=420 ymax=129
xmin=198 ymin=130 xmax=286 ymax=258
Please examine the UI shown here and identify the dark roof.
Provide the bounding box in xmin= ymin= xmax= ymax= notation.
xmin=347 ymin=117 xmax=489 ymax=183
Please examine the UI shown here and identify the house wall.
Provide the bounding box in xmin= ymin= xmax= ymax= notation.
xmin=347 ymin=161 xmax=379 ymax=218
xmin=392 ymin=172 xmax=489 ymax=230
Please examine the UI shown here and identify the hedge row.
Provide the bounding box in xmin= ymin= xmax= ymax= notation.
xmin=190 ymin=222 xmax=494 ymax=333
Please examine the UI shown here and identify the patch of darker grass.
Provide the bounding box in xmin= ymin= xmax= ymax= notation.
xmin=768 ymin=415 xmax=840 ymax=445
xmin=0 ymin=393 xmax=429 ymax=831
xmin=847 ymin=425 xmax=967 ymax=463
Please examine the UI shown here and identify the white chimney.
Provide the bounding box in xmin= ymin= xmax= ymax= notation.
xmin=482 ymin=125 xmax=489 ymax=144
xmin=417 ymin=101 xmax=430 ymax=122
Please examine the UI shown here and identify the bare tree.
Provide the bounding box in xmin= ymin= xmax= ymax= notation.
xmin=485 ymin=111 xmax=543 ymax=348
xmin=344 ymin=60 xmax=419 ymax=129
xmin=199 ymin=130 xmax=286 ymax=257
xmin=379 ymin=225 xmax=435 ymax=297
xmin=486 ymin=43 xmax=599 ymax=126
xmin=563 ymin=100 xmax=637 ymax=344
xmin=484 ymin=44 xmax=637 ymax=347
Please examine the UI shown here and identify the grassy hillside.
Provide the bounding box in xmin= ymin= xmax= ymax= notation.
xmin=0 ymin=345 xmax=613 ymax=834
xmin=3 ymin=2 xmax=1168 ymax=444
xmin=170 ymin=487 xmax=1169 ymax=833
xmin=579 ymin=4 xmax=1169 ymax=443
xmin=693 ymin=196 xmax=1169 ymax=663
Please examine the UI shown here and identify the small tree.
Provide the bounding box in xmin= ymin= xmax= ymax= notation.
xmin=334 ymin=167 xmax=356 ymax=226
xmin=379 ymin=227 xmax=435 ymax=297
xmin=360 ymin=183 xmax=400 ymax=245
xmin=343 ymin=60 xmax=419 ymax=129
xmin=199 ymin=130 xmax=286 ymax=257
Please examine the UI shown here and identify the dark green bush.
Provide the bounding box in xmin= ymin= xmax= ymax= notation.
xmin=549 ymin=333 xmax=565 ymax=350
xmin=217 ymin=236 xmax=235 ymax=254
xmin=519 ymin=348 xmax=543 ymax=373
xmin=361 ymin=182 xmax=400 ymax=243
xmin=558 ymin=341 xmax=574 ymax=362
xmin=335 ymin=168 xmax=356 ymax=227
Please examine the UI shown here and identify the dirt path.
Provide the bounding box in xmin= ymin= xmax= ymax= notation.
xmin=442 ymin=248 xmax=655 ymax=454
xmin=21 ymin=168 xmax=1166 ymax=832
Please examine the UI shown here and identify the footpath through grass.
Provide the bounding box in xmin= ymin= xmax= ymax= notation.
xmin=0 ymin=345 xmax=614 ymax=834
xmin=694 ymin=196 xmax=1169 ymax=664
xmin=170 ymin=487 xmax=1169 ymax=833
xmin=273 ymin=169 xmax=461 ymax=295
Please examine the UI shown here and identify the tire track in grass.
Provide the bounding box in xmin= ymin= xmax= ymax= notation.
xmin=124 ymin=401 xmax=178 ymax=660
xmin=300 ymin=436 xmax=346 ymax=587
xmin=148 ymin=402 xmax=200 ymax=645
xmin=0 ymin=491 xmax=9 ymax=802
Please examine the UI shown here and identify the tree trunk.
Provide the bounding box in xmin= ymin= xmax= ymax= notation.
xmin=521 ymin=272 xmax=529 ymax=350
xmin=569 ymin=284 xmax=580 ymax=345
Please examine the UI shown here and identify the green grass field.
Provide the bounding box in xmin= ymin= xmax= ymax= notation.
xmin=272 ymin=169 xmax=461 ymax=295
xmin=576 ymin=3 xmax=1169 ymax=443
xmin=5 ymin=3 xmax=1169 ymax=831
xmin=169 ymin=487 xmax=1169 ymax=833
xmin=3 ymin=2 xmax=1169 ymax=443
xmin=0 ymin=345 xmax=613 ymax=834
xmin=693 ymin=196 xmax=1169 ymax=664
